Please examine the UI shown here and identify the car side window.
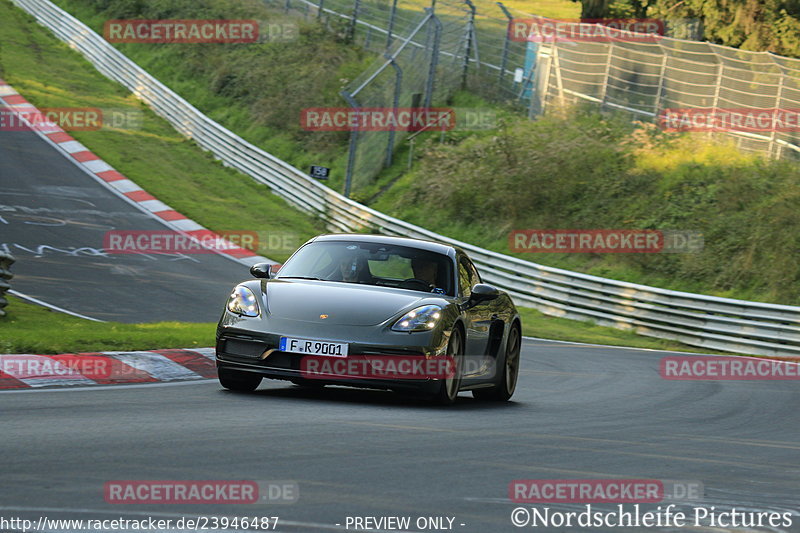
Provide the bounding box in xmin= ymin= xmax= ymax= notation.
xmin=458 ymin=258 xmax=474 ymax=299
xmin=466 ymin=259 xmax=481 ymax=285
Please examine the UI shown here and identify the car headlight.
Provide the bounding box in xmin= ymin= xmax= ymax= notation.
xmin=227 ymin=285 xmax=260 ymax=317
xmin=391 ymin=304 xmax=442 ymax=332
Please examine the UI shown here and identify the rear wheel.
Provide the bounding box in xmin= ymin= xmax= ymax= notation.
xmin=473 ymin=323 xmax=520 ymax=402
xmin=430 ymin=327 xmax=464 ymax=405
xmin=218 ymin=368 xmax=262 ymax=392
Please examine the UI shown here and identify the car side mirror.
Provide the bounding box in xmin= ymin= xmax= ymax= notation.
xmin=250 ymin=262 xmax=272 ymax=279
xmin=469 ymin=283 xmax=499 ymax=302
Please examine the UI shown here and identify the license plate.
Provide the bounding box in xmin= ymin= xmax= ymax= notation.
xmin=279 ymin=337 xmax=348 ymax=357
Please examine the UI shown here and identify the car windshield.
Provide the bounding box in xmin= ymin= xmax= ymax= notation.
xmin=276 ymin=240 xmax=454 ymax=296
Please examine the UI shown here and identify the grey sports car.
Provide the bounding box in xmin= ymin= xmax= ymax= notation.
xmin=215 ymin=234 xmax=521 ymax=404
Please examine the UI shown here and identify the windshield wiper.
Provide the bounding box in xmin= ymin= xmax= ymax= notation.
xmin=279 ymin=276 xmax=324 ymax=281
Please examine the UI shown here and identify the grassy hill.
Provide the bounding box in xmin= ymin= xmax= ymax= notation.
xmin=39 ymin=0 xmax=800 ymax=306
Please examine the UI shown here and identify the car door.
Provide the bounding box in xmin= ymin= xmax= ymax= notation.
xmin=458 ymin=255 xmax=492 ymax=357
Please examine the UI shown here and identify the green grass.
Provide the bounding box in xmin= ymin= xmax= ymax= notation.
xmin=373 ymin=105 xmax=800 ymax=305
xmin=0 ymin=297 xmax=215 ymax=354
xmin=0 ymin=0 xmax=325 ymax=263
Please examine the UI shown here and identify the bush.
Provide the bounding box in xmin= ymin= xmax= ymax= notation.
xmin=388 ymin=107 xmax=800 ymax=304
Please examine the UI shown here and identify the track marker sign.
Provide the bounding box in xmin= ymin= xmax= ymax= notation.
xmin=310 ymin=165 xmax=330 ymax=180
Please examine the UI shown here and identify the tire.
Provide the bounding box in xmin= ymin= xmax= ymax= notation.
xmin=430 ymin=326 xmax=464 ymax=405
xmin=218 ymin=368 xmax=262 ymax=392
xmin=473 ymin=323 xmax=520 ymax=402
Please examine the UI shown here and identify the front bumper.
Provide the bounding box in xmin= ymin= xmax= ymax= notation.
xmin=216 ymin=327 xmax=449 ymax=393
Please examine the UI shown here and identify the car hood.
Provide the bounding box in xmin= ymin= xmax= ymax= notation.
xmin=264 ymin=279 xmax=434 ymax=326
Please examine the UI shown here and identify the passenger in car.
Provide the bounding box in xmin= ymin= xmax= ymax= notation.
xmin=335 ymin=254 xmax=372 ymax=283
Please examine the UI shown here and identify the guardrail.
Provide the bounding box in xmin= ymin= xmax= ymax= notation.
xmin=13 ymin=0 xmax=800 ymax=358
xmin=0 ymin=253 xmax=14 ymax=318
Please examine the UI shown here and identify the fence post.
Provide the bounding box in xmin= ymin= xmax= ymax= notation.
xmin=769 ymin=64 xmax=785 ymax=159
xmin=598 ymin=38 xmax=614 ymax=107
xmin=348 ymin=0 xmax=361 ymax=43
xmin=652 ymin=49 xmax=668 ymax=121
xmin=284 ymin=0 xmax=291 ymax=13
xmin=709 ymin=59 xmax=723 ymax=139
xmin=424 ymin=9 xmax=442 ymax=109
xmin=386 ymin=0 xmax=398 ymax=50
xmin=552 ymin=45 xmax=565 ymax=106
xmin=497 ymin=2 xmax=513 ymax=83
xmin=341 ymin=91 xmax=360 ymax=198
xmin=385 ymin=55 xmax=403 ymax=168
xmin=461 ymin=0 xmax=477 ymax=89
xmin=317 ymin=0 xmax=324 ymax=20
xmin=530 ymin=44 xmax=551 ymax=117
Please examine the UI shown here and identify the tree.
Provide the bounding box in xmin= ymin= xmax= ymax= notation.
xmin=649 ymin=0 xmax=800 ymax=57
xmin=570 ymin=0 xmax=654 ymax=19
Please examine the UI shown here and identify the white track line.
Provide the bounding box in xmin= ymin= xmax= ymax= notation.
xmin=8 ymin=289 xmax=105 ymax=322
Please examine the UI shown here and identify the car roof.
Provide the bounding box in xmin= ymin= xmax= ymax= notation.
xmin=310 ymin=233 xmax=458 ymax=257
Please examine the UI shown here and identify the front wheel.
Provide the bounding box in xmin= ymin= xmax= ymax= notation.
xmin=430 ymin=327 xmax=464 ymax=405
xmin=218 ymin=367 xmax=262 ymax=392
xmin=473 ymin=324 xmax=520 ymax=402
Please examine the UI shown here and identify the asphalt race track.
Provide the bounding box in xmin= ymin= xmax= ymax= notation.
xmin=0 ymin=117 xmax=254 ymax=323
xmin=2 ymin=339 xmax=799 ymax=532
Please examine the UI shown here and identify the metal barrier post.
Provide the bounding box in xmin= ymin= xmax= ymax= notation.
xmin=709 ymin=60 xmax=723 ymax=139
xmin=598 ymin=40 xmax=613 ymax=106
xmin=769 ymin=65 xmax=785 ymax=159
xmin=424 ymin=9 xmax=442 ymax=109
xmin=652 ymin=52 xmax=668 ymax=119
xmin=385 ymin=55 xmax=403 ymax=168
xmin=497 ymin=2 xmax=513 ymax=83
xmin=552 ymin=45 xmax=565 ymax=106
xmin=462 ymin=0 xmax=477 ymax=89
xmin=386 ymin=0 xmax=398 ymax=50
xmin=341 ymin=91 xmax=360 ymax=198
xmin=348 ymin=0 xmax=361 ymax=43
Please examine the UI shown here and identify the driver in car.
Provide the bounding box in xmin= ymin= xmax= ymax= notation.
xmin=411 ymin=257 xmax=444 ymax=294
